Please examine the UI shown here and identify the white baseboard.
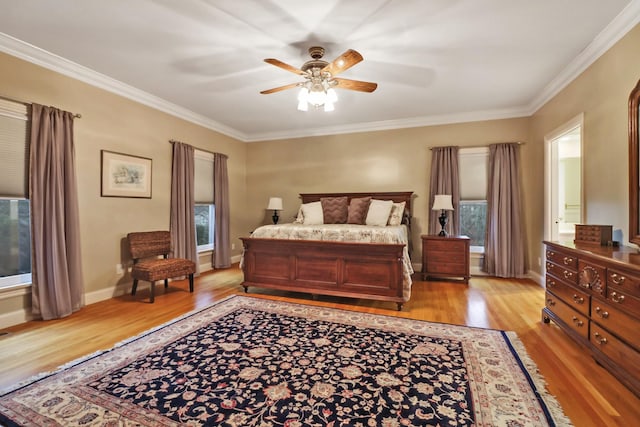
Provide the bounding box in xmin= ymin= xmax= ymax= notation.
xmin=0 ymin=309 xmax=34 ymax=330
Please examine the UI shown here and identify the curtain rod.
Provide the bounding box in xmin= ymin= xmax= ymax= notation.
xmin=429 ymin=142 xmax=525 ymax=150
xmin=169 ymin=140 xmax=226 ymax=158
xmin=0 ymin=94 xmax=82 ymax=118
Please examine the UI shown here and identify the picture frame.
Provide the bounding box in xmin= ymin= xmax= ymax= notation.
xmin=101 ymin=150 xmax=152 ymax=198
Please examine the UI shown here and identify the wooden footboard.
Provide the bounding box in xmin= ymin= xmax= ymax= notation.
xmin=240 ymin=237 xmax=407 ymax=310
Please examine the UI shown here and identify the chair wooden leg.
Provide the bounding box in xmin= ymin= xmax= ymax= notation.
xmin=189 ymin=274 xmax=194 ymax=293
xmin=150 ymin=281 xmax=155 ymax=303
xmin=131 ymin=279 xmax=138 ymax=296
xmin=164 ymin=279 xmax=169 ymax=289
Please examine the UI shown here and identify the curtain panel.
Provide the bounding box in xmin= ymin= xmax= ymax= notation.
xmin=213 ymin=153 xmax=231 ymax=268
xmin=29 ymin=104 xmax=84 ymax=320
xmin=170 ymin=141 xmax=199 ymax=275
xmin=483 ymin=143 xmax=528 ymax=277
xmin=428 ymin=146 xmax=460 ymax=236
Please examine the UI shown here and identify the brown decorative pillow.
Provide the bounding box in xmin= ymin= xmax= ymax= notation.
xmin=321 ymin=197 xmax=348 ymax=224
xmin=347 ymin=197 xmax=372 ymax=224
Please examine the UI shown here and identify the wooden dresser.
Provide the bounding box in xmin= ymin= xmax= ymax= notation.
xmin=543 ymin=241 xmax=640 ymax=396
xmin=421 ymin=235 xmax=470 ymax=283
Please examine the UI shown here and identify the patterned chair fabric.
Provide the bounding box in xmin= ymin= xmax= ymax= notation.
xmin=127 ymin=231 xmax=196 ymax=303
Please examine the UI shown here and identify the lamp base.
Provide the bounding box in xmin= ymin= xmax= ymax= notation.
xmin=438 ymin=211 xmax=448 ymax=236
xmin=272 ymin=211 xmax=280 ymax=224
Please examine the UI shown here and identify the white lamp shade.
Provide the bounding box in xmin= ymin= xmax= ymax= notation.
xmin=267 ymin=197 xmax=283 ymax=210
xmin=432 ymin=194 xmax=453 ymax=211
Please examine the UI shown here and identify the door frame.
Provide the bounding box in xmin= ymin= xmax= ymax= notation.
xmin=544 ymin=113 xmax=584 ymax=242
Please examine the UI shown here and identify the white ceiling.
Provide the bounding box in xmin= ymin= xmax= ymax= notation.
xmin=0 ymin=0 xmax=638 ymax=142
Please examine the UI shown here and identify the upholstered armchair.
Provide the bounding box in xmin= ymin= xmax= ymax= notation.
xmin=127 ymin=231 xmax=196 ymax=303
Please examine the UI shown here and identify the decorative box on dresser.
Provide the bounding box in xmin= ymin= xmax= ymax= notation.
xmin=421 ymin=235 xmax=470 ymax=283
xmin=543 ymin=241 xmax=640 ymax=396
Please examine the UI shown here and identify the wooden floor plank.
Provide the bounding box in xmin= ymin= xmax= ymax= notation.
xmin=0 ymin=266 xmax=638 ymax=425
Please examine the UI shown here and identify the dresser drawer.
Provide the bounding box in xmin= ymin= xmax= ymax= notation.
xmin=608 ymin=268 xmax=640 ymax=299
xmin=590 ymin=322 xmax=640 ymax=382
xmin=425 ymin=239 xmax=467 ymax=253
xmin=546 ymin=261 xmax=578 ymax=285
xmin=546 ymin=247 xmax=578 ymax=270
xmin=591 ymin=298 xmax=640 ymax=350
xmin=578 ymin=259 xmax=606 ymax=296
xmin=545 ymin=291 xmax=589 ymax=339
xmin=607 ymin=285 xmax=640 ymax=317
xmin=546 ymin=276 xmax=590 ymax=316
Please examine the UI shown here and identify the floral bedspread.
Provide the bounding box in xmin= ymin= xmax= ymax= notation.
xmin=244 ymin=223 xmax=413 ymax=299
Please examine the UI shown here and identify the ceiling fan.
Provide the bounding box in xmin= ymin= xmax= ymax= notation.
xmin=261 ymin=46 xmax=378 ymax=111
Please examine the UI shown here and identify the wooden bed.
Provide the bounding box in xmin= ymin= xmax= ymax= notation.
xmin=240 ymin=191 xmax=414 ymax=310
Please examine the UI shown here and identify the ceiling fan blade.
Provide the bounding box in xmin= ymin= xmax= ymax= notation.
xmin=264 ymin=58 xmax=305 ymax=75
xmin=260 ymin=82 xmax=301 ymax=94
xmin=333 ymin=78 xmax=378 ymax=93
xmin=322 ymin=49 xmax=363 ymax=77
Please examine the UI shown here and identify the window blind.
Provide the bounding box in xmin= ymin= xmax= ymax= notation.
xmin=194 ymin=149 xmax=214 ymax=204
xmin=459 ymin=147 xmax=488 ymax=200
xmin=0 ymin=99 xmax=29 ymax=198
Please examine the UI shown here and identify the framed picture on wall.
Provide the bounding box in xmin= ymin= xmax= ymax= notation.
xmin=101 ymin=150 xmax=152 ymax=198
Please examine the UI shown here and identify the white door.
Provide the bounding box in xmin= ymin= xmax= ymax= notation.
xmin=545 ymin=116 xmax=583 ymax=242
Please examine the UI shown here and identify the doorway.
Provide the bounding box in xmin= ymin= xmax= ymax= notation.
xmin=545 ymin=114 xmax=583 ymax=242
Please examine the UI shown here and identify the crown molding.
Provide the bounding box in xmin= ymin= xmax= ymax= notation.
xmin=245 ymin=107 xmax=532 ymax=142
xmin=0 ymin=32 xmax=248 ymax=142
xmin=527 ymin=0 xmax=640 ymax=114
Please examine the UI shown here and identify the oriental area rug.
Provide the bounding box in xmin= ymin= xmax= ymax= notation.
xmin=0 ymin=295 xmax=571 ymax=426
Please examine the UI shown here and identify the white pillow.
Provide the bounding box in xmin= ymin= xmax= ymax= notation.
xmin=387 ymin=201 xmax=406 ymax=226
xmin=365 ymin=199 xmax=394 ymax=226
xmin=301 ymin=201 xmax=324 ymax=225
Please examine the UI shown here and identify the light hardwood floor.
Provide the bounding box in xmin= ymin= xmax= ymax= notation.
xmin=1 ymin=266 xmax=638 ymax=426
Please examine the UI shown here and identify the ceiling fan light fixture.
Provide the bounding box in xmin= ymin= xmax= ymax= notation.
xmin=307 ymin=85 xmax=327 ymax=107
xmin=326 ymin=88 xmax=338 ymax=103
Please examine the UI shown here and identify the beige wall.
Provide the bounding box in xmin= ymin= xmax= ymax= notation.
xmin=0 ymin=52 xmax=249 ymax=318
xmin=245 ymin=118 xmax=531 ymax=260
xmin=2 ymin=22 xmax=639 ymax=323
xmin=527 ymin=23 xmax=640 ymax=270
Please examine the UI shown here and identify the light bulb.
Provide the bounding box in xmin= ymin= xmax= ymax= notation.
xmin=326 ymin=88 xmax=338 ymax=103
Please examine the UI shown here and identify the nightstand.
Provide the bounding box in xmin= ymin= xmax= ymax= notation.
xmin=421 ymin=235 xmax=470 ymax=283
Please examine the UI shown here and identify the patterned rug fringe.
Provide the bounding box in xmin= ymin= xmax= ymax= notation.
xmin=505 ymin=331 xmax=573 ymax=426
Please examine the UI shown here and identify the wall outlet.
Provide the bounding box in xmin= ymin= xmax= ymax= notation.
xmin=537 ymin=257 xmax=541 ymax=267
xmin=116 ymin=264 xmax=123 ymax=275
xmin=232 ymin=243 xmax=235 ymax=250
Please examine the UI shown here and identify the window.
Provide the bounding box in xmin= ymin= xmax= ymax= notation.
xmin=459 ymin=147 xmax=489 ymax=250
xmin=0 ymin=99 xmax=31 ymax=290
xmin=194 ymin=150 xmax=215 ymax=252
xmin=0 ymin=199 xmax=31 ymax=287
xmin=195 ymin=204 xmax=215 ymax=250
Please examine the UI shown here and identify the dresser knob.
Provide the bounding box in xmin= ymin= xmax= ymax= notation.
xmin=594 ymin=307 xmax=609 ymax=319
xmin=610 ymin=292 xmax=626 ymax=304
xmin=548 ymin=251 xmax=555 ymax=257
xmin=571 ymin=316 xmax=584 ymax=327
xmin=572 ymin=294 xmax=584 ymax=304
xmin=610 ymin=273 xmax=626 ymax=285
xmin=547 ymin=280 xmax=555 ymax=288
xmin=563 ymin=271 xmax=573 ymax=280
xmin=563 ymin=256 xmax=573 ymax=265
xmin=593 ymin=332 xmax=608 ymax=345
xmin=546 ymin=298 xmax=556 ymax=307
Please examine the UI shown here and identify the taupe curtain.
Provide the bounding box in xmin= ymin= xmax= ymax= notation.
xmin=170 ymin=141 xmax=198 ymax=274
xmin=483 ymin=143 xmax=528 ymax=277
xmin=213 ymin=153 xmax=231 ymax=268
xmin=428 ymin=146 xmax=460 ymax=235
xmin=29 ymin=104 xmax=84 ymax=320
